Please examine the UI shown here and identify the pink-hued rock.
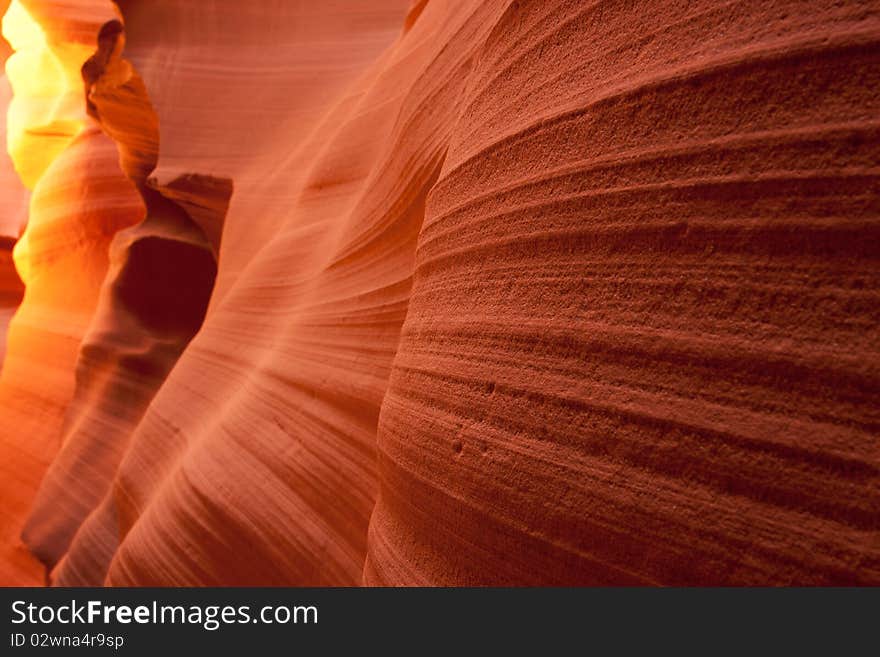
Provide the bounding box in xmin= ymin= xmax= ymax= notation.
xmin=1 ymin=0 xmax=878 ymax=586
xmin=0 ymin=72 xmax=26 ymax=378
xmin=0 ymin=125 xmax=143 ymax=585
xmin=0 ymin=75 xmax=27 ymax=241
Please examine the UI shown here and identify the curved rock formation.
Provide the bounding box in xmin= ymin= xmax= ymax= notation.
xmin=19 ymin=7 xmax=229 ymax=578
xmin=0 ymin=0 xmax=877 ymax=586
xmin=59 ymin=0 xmax=434 ymax=587
xmin=0 ymin=123 xmax=143 ymax=585
xmin=366 ymin=0 xmax=880 ymax=586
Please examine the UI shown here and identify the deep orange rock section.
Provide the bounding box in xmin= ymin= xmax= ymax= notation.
xmin=0 ymin=0 xmax=878 ymax=585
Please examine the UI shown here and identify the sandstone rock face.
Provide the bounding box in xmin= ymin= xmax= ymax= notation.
xmin=0 ymin=0 xmax=877 ymax=586
xmin=0 ymin=125 xmax=143 ymax=585
xmin=366 ymin=0 xmax=880 ymax=586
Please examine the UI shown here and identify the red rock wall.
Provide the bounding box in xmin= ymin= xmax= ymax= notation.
xmin=0 ymin=0 xmax=877 ymax=586
xmin=367 ymin=0 xmax=880 ymax=585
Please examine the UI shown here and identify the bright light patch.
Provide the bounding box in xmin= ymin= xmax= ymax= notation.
xmin=2 ymin=0 xmax=97 ymax=285
xmin=2 ymin=0 xmax=87 ymax=190
xmin=1 ymin=0 xmax=42 ymax=51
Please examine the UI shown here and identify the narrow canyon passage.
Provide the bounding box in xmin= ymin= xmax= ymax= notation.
xmin=0 ymin=0 xmax=877 ymax=586
xmin=0 ymin=0 xmax=226 ymax=584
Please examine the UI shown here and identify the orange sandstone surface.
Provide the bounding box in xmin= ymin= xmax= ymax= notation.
xmin=0 ymin=0 xmax=878 ymax=586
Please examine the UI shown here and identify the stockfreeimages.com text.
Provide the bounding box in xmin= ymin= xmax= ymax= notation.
xmin=11 ymin=600 xmax=317 ymax=631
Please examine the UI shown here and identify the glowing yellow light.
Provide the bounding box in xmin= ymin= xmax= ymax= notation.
xmin=2 ymin=0 xmax=87 ymax=190
xmin=2 ymin=0 xmax=99 ymax=285
xmin=10 ymin=232 xmax=28 ymax=283
xmin=1 ymin=0 xmax=42 ymax=51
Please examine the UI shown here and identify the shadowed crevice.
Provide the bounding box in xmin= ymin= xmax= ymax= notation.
xmin=20 ymin=15 xmax=234 ymax=577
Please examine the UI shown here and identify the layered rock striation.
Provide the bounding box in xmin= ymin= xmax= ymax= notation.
xmin=0 ymin=0 xmax=877 ymax=586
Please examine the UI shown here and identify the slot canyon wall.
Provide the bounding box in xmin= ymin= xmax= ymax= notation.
xmin=0 ymin=0 xmax=878 ymax=586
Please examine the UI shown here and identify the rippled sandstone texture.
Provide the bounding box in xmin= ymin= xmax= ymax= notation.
xmin=0 ymin=0 xmax=878 ymax=586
